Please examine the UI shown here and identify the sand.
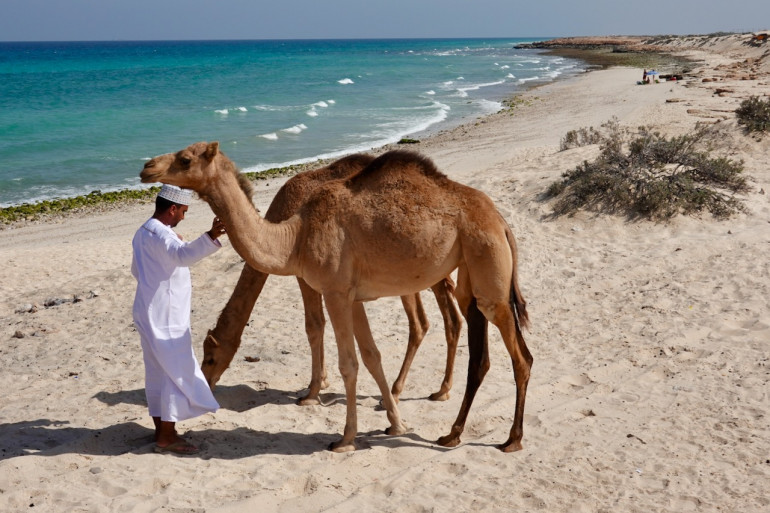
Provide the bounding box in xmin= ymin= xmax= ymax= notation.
xmin=1 ymin=33 xmax=768 ymax=512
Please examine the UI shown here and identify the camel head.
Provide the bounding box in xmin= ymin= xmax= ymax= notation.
xmin=201 ymin=330 xmax=237 ymax=389
xmin=141 ymin=141 xmax=255 ymax=203
xmin=141 ymin=141 xmax=225 ymax=192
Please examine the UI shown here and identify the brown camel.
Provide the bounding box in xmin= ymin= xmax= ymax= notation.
xmin=201 ymin=153 xmax=463 ymax=404
xmin=141 ymin=142 xmax=532 ymax=453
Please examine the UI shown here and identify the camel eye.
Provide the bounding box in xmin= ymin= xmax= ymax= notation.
xmin=179 ymin=156 xmax=192 ymax=167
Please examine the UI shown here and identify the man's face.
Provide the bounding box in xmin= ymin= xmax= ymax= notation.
xmin=169 ymin=204 xmax=188 ymax=227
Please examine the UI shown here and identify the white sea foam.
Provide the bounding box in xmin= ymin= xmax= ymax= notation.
xmin=517 ymin=76 xmax=540 ymax=84
xmin=507 ymin=73 xmax=516 ymax=79
xmin=306 ymin=109 xmax=319 ymax=117
xmin=242 ymin=102 xmax=452 ymax=176
xmin=425 ymin=90 xmax=436 ymax=95
xmin=455 ymin=80 xmax=505 ymax=97
xmin=281 ymin=124 xmax=307 ymax=134
xmin=313 ymin=101 xmax=329 ymax=108
xmin=215 ymin=109 xmax=229 ymax=115
xmin=259 ymin=132 xmax=278 ymax=140
xmin=338 ymin=78 xmax=354 ymax=85
xmin=236 ymin=106 xmax=248 ymax=112
xmin=500 ymin=65 xmax=510 ymax=70
xmin=327 ymin=99 xmax=336 ymax=104
xmin=478 ymin=99 xmax=503 ymax=114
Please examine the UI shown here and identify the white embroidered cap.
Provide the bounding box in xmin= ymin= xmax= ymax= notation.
xmin=157 ymin=184 xmax=192 ymax=205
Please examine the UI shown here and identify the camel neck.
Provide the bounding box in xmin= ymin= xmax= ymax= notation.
xmin=201 ymin=172 xmax=300 ymax=276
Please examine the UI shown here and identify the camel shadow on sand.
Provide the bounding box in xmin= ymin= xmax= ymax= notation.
xmin=0 ymin=418 xmax=440 ymax=461
xmin=0 ymin=385 xmax=445 ymax=461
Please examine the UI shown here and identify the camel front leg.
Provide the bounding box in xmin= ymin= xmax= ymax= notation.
xmin=428 ymin=278 xmax=462 ymax=401
xmin=352 ymin=302 xmax=407 ymax=436
xmin=323 ymin=293 xmax=359 ymax=453
xmin=390 ymin=293 xmax=429 ymax=402
xmin=296 ymin=278 xmax=328 ymax=405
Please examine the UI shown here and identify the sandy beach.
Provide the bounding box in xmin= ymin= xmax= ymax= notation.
xmin=1 ymin=33 xmax=768 ymax=512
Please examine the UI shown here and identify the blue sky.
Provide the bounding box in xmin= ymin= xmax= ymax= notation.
xmin=2 ymin=0 xmax=768 ymax=41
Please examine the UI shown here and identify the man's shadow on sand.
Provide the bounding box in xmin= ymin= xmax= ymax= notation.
xmin=92 ymin=383 xmax=298 ymax=412
xmin=0 ymin=385 xmax=441 ymax=461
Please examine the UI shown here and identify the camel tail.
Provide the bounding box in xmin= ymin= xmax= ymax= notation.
xmin=505 ymin=225 xmax=529 ymax=332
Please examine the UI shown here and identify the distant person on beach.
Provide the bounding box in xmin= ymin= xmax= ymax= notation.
xmin=131 ymin=184 xmax=227 ymax=455
xmin=643 ymin=69 xmax=648 ymax=83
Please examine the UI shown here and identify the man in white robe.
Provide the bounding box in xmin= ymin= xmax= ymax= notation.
xmin=131 ymin=184 xmax=226 ymax=455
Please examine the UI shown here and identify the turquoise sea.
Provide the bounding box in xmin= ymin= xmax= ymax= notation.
xmin=0 ymin=38 xmax=584 ymax=207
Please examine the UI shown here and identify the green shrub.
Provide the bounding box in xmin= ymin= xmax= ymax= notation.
xmin=735 ymin=96 xmax=770 ymax=133
xmin=546 ymin=123 xmax=750 ymax=220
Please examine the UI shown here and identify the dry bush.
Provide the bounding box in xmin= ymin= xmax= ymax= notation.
xmin=735 ymin=96 xmax=770 ymax=133
xmin=546 ymin=122 xmax=750 ymax=220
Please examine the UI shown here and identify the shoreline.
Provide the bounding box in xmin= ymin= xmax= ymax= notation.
xmin=0 ymin=38 xmax=641 ymax=227
xmin=1 ymin=32 xmax=768 ymax=512
xmin=0 ymin=34 xmax=724 ymax=227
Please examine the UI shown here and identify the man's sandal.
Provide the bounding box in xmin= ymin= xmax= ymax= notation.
xmin=154 ymin=440 xmax=200 ymax=455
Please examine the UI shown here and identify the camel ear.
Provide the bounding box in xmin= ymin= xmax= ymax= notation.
xmin=205 ymin=142 xmax=220 ymax=160
xmin=205 ymin=330 xmax=220 ymax=347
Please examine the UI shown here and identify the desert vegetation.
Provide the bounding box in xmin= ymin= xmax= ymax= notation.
xmin=547 ymin=121 xmax=750 ymax=220
xmin=735 ymin=95 xmax=770 ymax=133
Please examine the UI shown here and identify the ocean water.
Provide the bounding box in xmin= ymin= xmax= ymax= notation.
xmin=0 ymin=38 xmax=584 ymax=207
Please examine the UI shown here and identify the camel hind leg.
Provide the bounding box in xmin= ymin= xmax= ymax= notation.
xmin=494 ymin=297 xmax=533 ymax=452
xmin=437 ymin=294 xmax=489 ymax=447
xmin=428 ymin=277 xmax=462 ymax=401
xmin=437 ymin=252 xmax=532 ymax=451
xmin=390 ymin=293 xmax=430 ymax=402
xmin=391 ymin=278 xmax=461 ymax=402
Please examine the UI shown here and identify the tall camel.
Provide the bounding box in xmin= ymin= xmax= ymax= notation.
xmin=141 ymin=142 xmax=532 ymax=453
xmin=201 ymin=153 xmax=462 ymax=404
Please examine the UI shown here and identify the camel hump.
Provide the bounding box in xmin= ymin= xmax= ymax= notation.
xmin=265 ymin=153 xmax=376 ymax=222
xmin=327 ymin=153 xmax=376 ymax=176
xmin=348 ymin=150 xmax=448 ymax=184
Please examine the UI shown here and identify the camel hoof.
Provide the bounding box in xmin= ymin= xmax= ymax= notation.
xmin=375 ymin=397 xmax=400 ymax=411
xmin=436 ymin=434 xmax=461 ymax=447
xmin=329 ymin=439 xmax=356 ymax=453
xmin=296 ymin=395 xmax=320 ymax=406
xmin=498 ymin=440 xmax=523 ymax=453
xmin=428 ymin=390 xmax=450 ymax=401
xmin=385 ymin=423 xmax=408 ymax=436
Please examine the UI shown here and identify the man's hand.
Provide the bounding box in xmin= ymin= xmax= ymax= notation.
xmin=208 ymin=217 xmax=226 ymax=240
